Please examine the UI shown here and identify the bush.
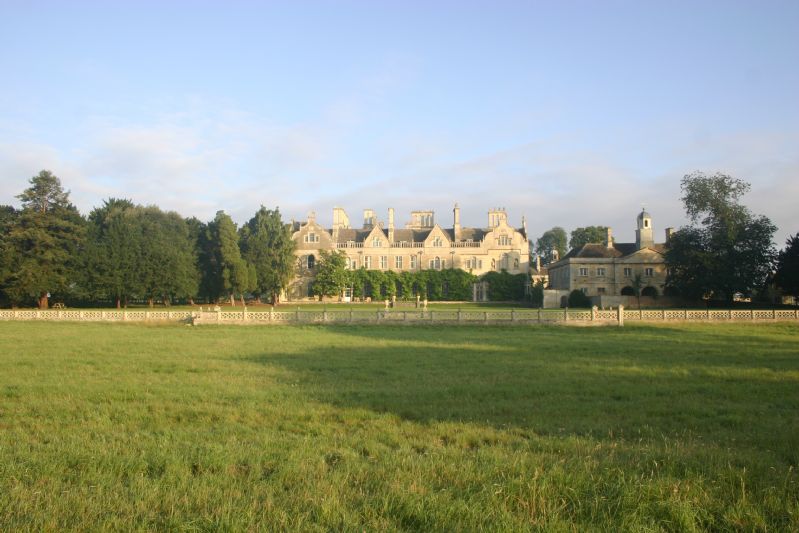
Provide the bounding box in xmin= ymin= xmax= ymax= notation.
xmin=568 ymin=289 xmax=592 ymax=308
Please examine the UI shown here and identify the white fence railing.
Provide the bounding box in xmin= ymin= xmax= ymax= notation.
xmin=3 ymin=307 xmax=796 ymax=325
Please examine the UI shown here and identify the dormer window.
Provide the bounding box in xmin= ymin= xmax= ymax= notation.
xmin=499 ymin=235 xmax=511 ymax=246
xmin=304 ymin=232 xmax=319 ymax=243
xmin=372 ymin=238 xmax=382 ymax=247
xmin=432 ymin=237 xmax=443 ymax=247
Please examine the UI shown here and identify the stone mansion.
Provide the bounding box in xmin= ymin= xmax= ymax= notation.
xmin=288 ymin=205 xmax=530 ymax=300
xmin=547 ymin=210 xmax=672 ymax=302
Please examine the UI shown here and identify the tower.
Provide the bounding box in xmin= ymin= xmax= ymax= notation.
xmin=635 ymin=209 xmax=654 ymax=250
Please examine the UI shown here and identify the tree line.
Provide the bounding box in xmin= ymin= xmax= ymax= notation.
xmin=310 ymin=250 xmax=532 ymax=302
xmin=0 ymin=171 xmax=296 ymax=308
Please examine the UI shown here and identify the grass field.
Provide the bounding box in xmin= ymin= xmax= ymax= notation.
xmin=1 ymin=322 xmax=797 ymax=531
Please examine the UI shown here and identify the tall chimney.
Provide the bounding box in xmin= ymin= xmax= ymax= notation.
xmin=665 ymin=227 xmax=674 ymax=245
xmin=453 ymin=203 xmax=461 ymax=241
xmin=606 ymin=227 xmax=613 ymax=248
xmin=388 ymin=208 xmax=395 ymax=242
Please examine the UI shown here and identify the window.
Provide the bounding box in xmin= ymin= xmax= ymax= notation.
xmin=395 ymin=256 xmax=403 ymax=269
xmin=514 ymin=258 xmax=519 ymax=268
xmin=499 ymin=235 xmax=511 ymax=246
xmin=598 ymin=287 xmax=606 ymax=294
xmin=597 ymin=267 xmax=606 ymax=276
xmin=307 ymin=255 xmax=315 ymax=269
xmin=372 ymin=238 xmax=382 ymax=247
xmin=348 ymin=257 xmax=357 ymax=269
xmin=624 ymin=267 xmax=632 ymax=277
xmin=581 ymin=288 xmax=588 ymax=294
xmin=379 ymin=256 xmax=387 ymax=269
xmin=579 ymin=267 xmax=588 ymax=276
xmin=432 ymin=237 xmax=443 ymax=247
xmin=304 ymin=232 xmax=319 ymax=243
xmin=364 ymin=256 xmax=372 ymax=269
xmin=645 ymin=267 xmax=654 ymax=276
xmin=432 ymin=257 xmax=441 ymax=269
xmin=410 ymin=255 xmax=417 ymax=269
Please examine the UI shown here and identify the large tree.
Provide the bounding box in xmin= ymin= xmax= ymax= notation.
xmin=774 ymin=234 xmax=799 ymax=305
xmin=570 ymin=226 xmax=610 ymax=250
xmin=0 ymin=205 xmax=18 ymax=305
xmin=535 ymin=226 xmax=567 ymax=264
xmin=3 ymin=171 xmax=85 ymax=308
xmin=312 ymin=250 xmax=348 ymax=300
xmin=239 ymin=206 xmax=296 ymax=304
xmin=665 ymin=172 xmax=776 ymax=303
xmin=84 ymin=199 xmax=140 ymax=308
xmin=206 ymin=211 xmax=252 ymax=305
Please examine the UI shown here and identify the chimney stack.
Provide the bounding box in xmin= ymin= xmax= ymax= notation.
xmin=665 ymin=227 xmax=674 ymax=245
xmin=388 ymin=208 xmax=395 ymax=242
xmin=606 ymin=227 xmax=613 ymax=248
xmin=453 ymin=203 xmax=461 ymax=241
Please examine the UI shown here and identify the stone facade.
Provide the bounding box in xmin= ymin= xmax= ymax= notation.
xmin=547 ymin=210 xmax=672 ymax=298
xmin=288 ymin=205 xmax=529 ymax=300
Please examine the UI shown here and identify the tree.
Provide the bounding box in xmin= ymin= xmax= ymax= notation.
xmin=135 ymin=206 xmax=199 ymax=306
xmin=3 ymin=171 xmax=85 ymax=308
xmin=239 ymin=206 xmax=296 ymax=304
xmin=84 ymin=198 xmax=140 ymax=308
xmin=206 ymin=211 xmax=251 ymax=306
xmin=535 ymin=227 xmax=567 ymax=264
xmin=631 ymin=273 xmax=643 ymax=309
xmin=0 ymin=205 xmax=18 ymax=305
xmin=312 ymin=250 xmax=348 ymax=299
xmin=570 ymin=226 xmax=610 ymax=250
xmin=665 ymin=172 xmax=777 ymax=303
xmin=775 ymin=234 xmax=799 ymax=305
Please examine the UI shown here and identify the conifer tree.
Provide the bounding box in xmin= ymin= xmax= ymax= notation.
xmin=239 ymin=206 xmax=296 ymax=304
xmin=4 ymin=171 xmax=85 ymax=308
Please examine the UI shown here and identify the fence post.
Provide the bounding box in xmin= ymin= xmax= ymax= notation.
xmin=36 ymin=310 xmax=41 ymax=319
xmin=457 ymin=308 xmax=462 ymax=323
xmin=123 ymin=310 xmax=128 ymax=321
xmin=13 ymin=310 xmax=18 ymax=320
xmin=591 ymin=306 xmax=597 ymax=322
xmin=296 ymin=308 xmax=300 ymax=323
xmin=728 ymin=309 xmax=732 ymax=321
xmin=511 ymin=309 xmax=516 ymax=323
xmin=216 ymin=309 xmax=221 ymax=324
xmin=538 ymin=308 xmax=542 ymax=324
xmin=323 ymin=309 xmax=328 ymax=322
xmin=683 ymin=309 xmax=688 ymax=320
xmin=484 ymin=311 xmax=488 ymax=324
xmin=430 ymin=311 xmax=435 ymax=323
xmin=376 ymin=310 xmax=381 ymax=323
xmin=403 ymin=311 xmax=408 ymax=323
xmin=661 ymin=309 xmax=666 ymax=321
xmin=80 ymin=310 xmax=85 ymax=321
xmin=564 ymin=307 xmax=568 ymax=322
xmin=101 ymin=311 xmax=106 ymax=321
xmin=242 ymin=309 xmax=247 ymax=323
xmin=772 ymin=309 xmax=776 ymax=320
xmin=706 ymin=308 xmax=710 ymax=321
xmin=750 ymin=309 xmax=755 ymax=321
xmin=618 ymin=305 xmax=624 ymax=326
xmin=349 ymin=308 xmax=354 ymax=323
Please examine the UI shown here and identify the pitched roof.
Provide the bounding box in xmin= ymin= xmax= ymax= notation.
xmin=562 ymin=242 xmax=666 ymax=260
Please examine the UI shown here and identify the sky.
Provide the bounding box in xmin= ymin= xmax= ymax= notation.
xmin=1 ymin=1 xmax=797 ymax=244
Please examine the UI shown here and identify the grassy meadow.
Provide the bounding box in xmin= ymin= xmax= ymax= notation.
xmin=0 ymin=321 xmax=797 ymax=531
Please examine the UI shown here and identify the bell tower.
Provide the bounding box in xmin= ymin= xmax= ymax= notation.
xmin=635 ymin=209 xmax=654 ymax=250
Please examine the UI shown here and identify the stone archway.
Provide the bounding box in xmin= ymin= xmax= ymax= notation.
xmin=621 ymin=286 xmax=635 ymax=296
xmin=641 ymin=286 xmax=658 ymax=297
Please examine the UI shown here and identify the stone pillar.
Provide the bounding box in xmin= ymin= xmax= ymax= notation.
xmin=618 ymin=305 xmax=624 ymax=326
xmin=591 ymin=306 xmax=597 ymax=321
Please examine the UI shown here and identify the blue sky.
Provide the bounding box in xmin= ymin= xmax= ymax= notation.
xmin=1 ymin=1 xmax=797 ymax=243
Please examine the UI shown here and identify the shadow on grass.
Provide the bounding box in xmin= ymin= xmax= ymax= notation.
xmin=243 ymin=323 xmax=799 ymax=457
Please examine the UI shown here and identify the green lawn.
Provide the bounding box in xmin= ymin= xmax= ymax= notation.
xmin=1 ymin=322 xmax=797 ymax=531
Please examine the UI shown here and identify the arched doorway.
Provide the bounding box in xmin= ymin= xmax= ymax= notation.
xmin=641 ymin=286 xmax=658 ymax=297
xmin=621 ymin=286 xmax=635 ymax=296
